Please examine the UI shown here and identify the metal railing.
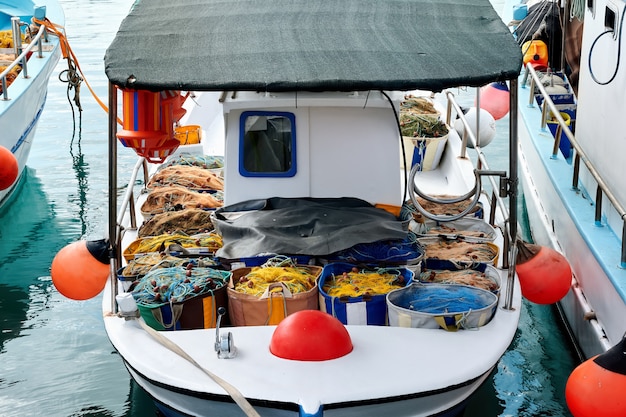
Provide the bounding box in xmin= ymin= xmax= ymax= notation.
xmin=443 ymin=86 xmax=519 ymax=310
xmin=1 ymin=17 xmax=47 ymax=101
xmin=525 ymin=63 xmax=626 ymax=267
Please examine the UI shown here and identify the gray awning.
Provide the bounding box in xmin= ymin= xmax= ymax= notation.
xmin=104 ymin=0 xmax=522 ymax=92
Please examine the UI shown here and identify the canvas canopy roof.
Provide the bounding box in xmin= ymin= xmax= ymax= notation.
xmin=104 ymin=0 xmax=522 ymax=92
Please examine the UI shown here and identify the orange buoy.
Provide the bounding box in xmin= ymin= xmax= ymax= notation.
xmin=51 ymin=239 xmax=110 ymax=300
xmin=116 ymin=89 xmax=168 ymax=150
xmin=515 ymin=239 xmax=571 ymax=304
xmin=270 ymin=310 xmax=353 ymax=361
xmin=477 ymin=82 xmax=510 ymax=120
xmin=566 ymin=338 xmax=626 ymax=417
xmin=522 ymin=39 xmax=549 ymax=69
xmin=0 ymin=146 xmax=18 ymax=190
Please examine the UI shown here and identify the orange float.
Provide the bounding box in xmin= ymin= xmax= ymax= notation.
xmin=515 ymin=240 xmax=571 ymax=304
xmin=51 ymin=239 xmax=110 ymax=300
xmin=0 ymin=146 xmax=18 ymax=190
xmin=522 ymin=40 xmax=549 ymax=70
xmin=566 ymin=338 xmax=626 ymax=417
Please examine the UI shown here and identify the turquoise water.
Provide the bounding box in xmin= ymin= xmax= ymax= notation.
xmin=0 ymin=0 xmax=579 ymax=415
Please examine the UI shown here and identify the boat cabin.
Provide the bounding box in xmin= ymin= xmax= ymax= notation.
xmin=205 ymin=91 xmax=404 ymax=207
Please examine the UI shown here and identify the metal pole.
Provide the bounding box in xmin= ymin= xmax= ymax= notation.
xmin=108 ymin=82 xmax=118 ymax=313
xmin=504 ymin=77 xmax=519 ymax=311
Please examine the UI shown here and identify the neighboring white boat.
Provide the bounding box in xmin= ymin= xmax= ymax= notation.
xmin=504 ymin=0 xmax=626 ymax=360
xmin=51 ymin=0 xmax=529 ymax=416
xmin=0 ymin=0 xmax=64 ymax=208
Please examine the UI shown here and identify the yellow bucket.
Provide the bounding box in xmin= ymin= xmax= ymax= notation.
xmin=174 ymin=125 xmax=201 ymax=145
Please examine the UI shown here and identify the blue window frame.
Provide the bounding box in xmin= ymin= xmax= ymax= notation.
xmin=239 ymin=111 xmax=297 ymax=177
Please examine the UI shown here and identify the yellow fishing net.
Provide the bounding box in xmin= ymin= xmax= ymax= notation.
xmin=322 ymin=266 xmax=405 ymax=298
xmin=233 ymin=257 xmax=319 ymax=297
xmin=124 ymin=232 xmax=222 ymax=261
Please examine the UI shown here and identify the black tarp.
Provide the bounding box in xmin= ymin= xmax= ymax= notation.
xmin=104 ymin=0 xmax=522 ymax=92
xmin=213 ymin=197 xmax=408 ymax=259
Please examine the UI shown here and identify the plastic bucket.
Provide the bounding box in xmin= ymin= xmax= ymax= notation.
xmin=318 ymin=263 xmax=414 ymax=325
xmin=387 ymin=283 xmax=498 ymax=331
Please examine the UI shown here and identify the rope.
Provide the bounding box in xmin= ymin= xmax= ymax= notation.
xmin=32 ymin=17 xmax=123 ymax=125
xmin=136 ymin=318 xmax=261 ymax=417
xmin=569 ymin=0 xmax=585 ymax=21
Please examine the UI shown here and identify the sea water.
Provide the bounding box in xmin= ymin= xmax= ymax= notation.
xmin=0 ymin=0 xmax=579 ymax=415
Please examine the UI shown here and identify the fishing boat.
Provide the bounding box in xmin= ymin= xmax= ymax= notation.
xmin=0 ymin=0 xmax=64 ymax=208
xmin=503 ymin=0 xmax=626 ymax=365
xmin=50 ymin=0 xmax=531 ymax=416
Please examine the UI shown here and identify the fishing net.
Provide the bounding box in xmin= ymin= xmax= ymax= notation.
xmin=420 ymin=238 xmax=498 ymax=263
xmin=403 ymin=196 xmax=483 ymax=223
xmin=325 ymin=232 xmax=423 ymax=265
xmin=163 ymin=154 xmax=224 ymax=169
xmin=147 ymin=165 xmax=224 ymax=191
xmin=420 ymin=268 xmax=498 ymax=292
xmin=399 ymin=95 xmax=446 ymax=138
xmin=232 ymin=256 xmax=319 ymax=296
xmin=393 ymin=284 xmax=495 ymax=314
xmin=132 ymin=266 xmax=230 ymax=306
xmin=321 ymin=265 xmax=408 ymax=298
xmin=411 ymin=216 xmax=496 ymax=242
xmin=124 ymin=232 xmax=222 ymax=261
xmin=141 ymin=185 xmax=222 ymax=216
xmin=118 ymin=252 xmax=219 ymax=279
xmin=138 ymin=208 xmax=214 ymax=237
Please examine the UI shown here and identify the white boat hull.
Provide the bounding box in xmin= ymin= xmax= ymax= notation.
xmin=0 ymin=0 xmax=63 ymax=208
xmin=517 ymin=85 xmax=621 ymax=357
xmin=126 ymin=363 xmax=491 ymax=417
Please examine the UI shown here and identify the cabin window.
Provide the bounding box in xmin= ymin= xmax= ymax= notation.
xmin=239 ymin=111 xmax=297 ymax=177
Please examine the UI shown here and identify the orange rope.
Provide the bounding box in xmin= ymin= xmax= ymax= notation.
xmin=32 ymin=17 xmax=123 ymax=125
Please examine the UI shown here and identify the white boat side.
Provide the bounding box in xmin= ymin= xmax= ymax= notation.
xmin=505 ymin=0 xmax=626 ymax=358
xmin=0 ymin=0 xmax=64 ymax=208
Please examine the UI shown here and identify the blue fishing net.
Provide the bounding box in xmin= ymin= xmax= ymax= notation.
xmin=390 ymin=284 xmax=495 ymax=314
xmin=326 ymin=232 xmax=423 ymax=265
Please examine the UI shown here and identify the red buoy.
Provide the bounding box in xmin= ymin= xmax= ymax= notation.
xmin=270 ymin=310 xmax=353 ymax=361
xmin=566 ymin=338 xmax=626 ymax=417
xmin=515 ymin=240 xmax=571 ymax=304
xmin=51 ymin=240 xmax=110 ymax=300
xmin=0 ymin=146 xmax=18 ymax=190
xmin=477 ymin=82 xmax=510 ymax=120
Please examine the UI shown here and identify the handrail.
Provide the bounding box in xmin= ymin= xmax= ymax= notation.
xmin=525 ymin=63 xmax=626 ymax=267
xmin=1 ymin=17 xmax=48 ymax=101
xmin=444 ymin=87 xmax=519 ymax=310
